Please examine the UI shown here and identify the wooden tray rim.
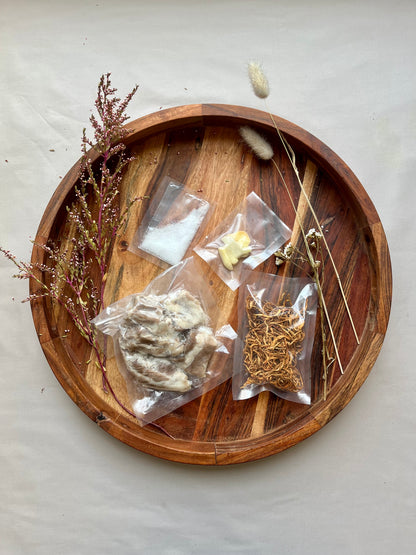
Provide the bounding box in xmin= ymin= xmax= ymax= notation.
xmin=30 ymin=103 xmax=392 ymax=465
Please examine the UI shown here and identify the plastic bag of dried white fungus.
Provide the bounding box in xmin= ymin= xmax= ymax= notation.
xmin=232 ymin=271 xmax=318 ymax=405
xmin=92 ymin=257 xmax=236 ymax=425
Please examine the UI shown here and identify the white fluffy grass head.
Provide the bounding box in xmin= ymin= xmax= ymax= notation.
xmin=239 ymin=126 xmax=274 ymax=160
xmin=248 ymin=61 xmax=270 ymax=99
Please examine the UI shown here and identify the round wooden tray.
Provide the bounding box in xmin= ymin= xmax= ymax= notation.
xmin=30 ymin=104 xmax=392 ymax=465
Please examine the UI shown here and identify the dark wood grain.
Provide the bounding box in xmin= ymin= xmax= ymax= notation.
xmin=30 ymin=104 xmax=392 ymax=465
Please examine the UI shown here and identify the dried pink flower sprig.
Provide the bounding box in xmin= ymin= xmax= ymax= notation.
xmin=71 ymin=74 xmax=142 ymax=308
xmin=1 ymin=74 xmax=143 ymax=418
xmin=1 ymin=241 xmax=99 ymax=332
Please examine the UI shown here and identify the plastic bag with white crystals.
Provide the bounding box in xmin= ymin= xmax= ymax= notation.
xmin=129 ymin=177 xmax=211 ymax=268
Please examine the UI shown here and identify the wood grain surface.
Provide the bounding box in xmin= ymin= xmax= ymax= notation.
xmin=30 ymin=104 xmax=392 ymax=465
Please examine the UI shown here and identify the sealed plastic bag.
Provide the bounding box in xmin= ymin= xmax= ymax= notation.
xmin=93 ymin=257 xmax=236 ymax=425
xmin=232 ymin=271 xmax=317 ymax=405
xmin=194 ymin=191 xmax=291 ymax=291
xmin=129 ymin=177 xmax=211 ymax=267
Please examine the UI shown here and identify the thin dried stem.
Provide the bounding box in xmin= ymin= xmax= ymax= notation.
xmin=271 ymin=159 xmax=344 ymax=378
xmin=266 ymin=103 xmax=360 ymax=345
xmin=1 ymin=75 xmax=149 ymax=422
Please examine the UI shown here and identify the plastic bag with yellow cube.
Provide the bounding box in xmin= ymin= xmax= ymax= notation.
xmin=194 ymin=192 xmax=291 ymax=290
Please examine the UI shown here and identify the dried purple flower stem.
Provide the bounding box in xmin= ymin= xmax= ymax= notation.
xmin=0 ymin=75 xmax=167 ymax=429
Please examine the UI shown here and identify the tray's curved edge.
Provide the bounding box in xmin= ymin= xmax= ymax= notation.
xmin=303 ymin=216 xmax=392 ymax=435
xmin=33 ymin=102 xmax=386 ymax=241
xmin=29 ymin=104 xmax=393 ymax=465
xmin=30 ymin=296 xmax=219 ymax=465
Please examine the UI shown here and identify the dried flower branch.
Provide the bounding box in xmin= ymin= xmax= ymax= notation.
xmin=242 ymin=62 xmax=358 ymax=397
xmin=1 ymin=74 xmax=145 ymax=420
xmin=269 ymin=153 xmax=344 ymax=379
xmin=271 ymin=154 xmax=343 ymax=393
xmin=247 ymin=62 xmax=359 ymax=346
xmin=239 ymin=125 xmax=340 ymax=392
xmin=275 ymin=229 xmax=336 ymax=399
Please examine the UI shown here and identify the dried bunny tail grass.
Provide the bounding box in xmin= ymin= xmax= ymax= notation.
xmin=240 ymin=126 xmax=274 ymax=160
xmin=247 ymin=60 xmax=359 ymax=346
xmin=248 ymin=61 xmax=270 ymax=99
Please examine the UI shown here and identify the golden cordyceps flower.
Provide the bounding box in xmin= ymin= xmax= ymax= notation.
xmin=239 ymin=126 xmax=274 ymax=160
xmin=248 ymin=61 xmax=270 ymax=99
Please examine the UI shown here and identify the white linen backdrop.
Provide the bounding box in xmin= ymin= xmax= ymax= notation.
xmin=1 ymin=1 xmax=414 ymax=553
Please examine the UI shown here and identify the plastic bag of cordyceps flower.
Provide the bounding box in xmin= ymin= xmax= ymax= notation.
xmin=92 ymin=257 xmax=236 ymax=425
xmin=232 ymin=271 xmax=318 ymax=405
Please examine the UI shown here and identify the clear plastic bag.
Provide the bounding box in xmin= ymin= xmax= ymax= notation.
xmin=92 ymin=257 xmax=236 ymax=425
xmin=194 ymin=191 xmax=291 ymax=291
xmin=232 ymin=271 xmax=317 ymax=405
xmin=129 ymin=177 xmax=211 ymax=268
